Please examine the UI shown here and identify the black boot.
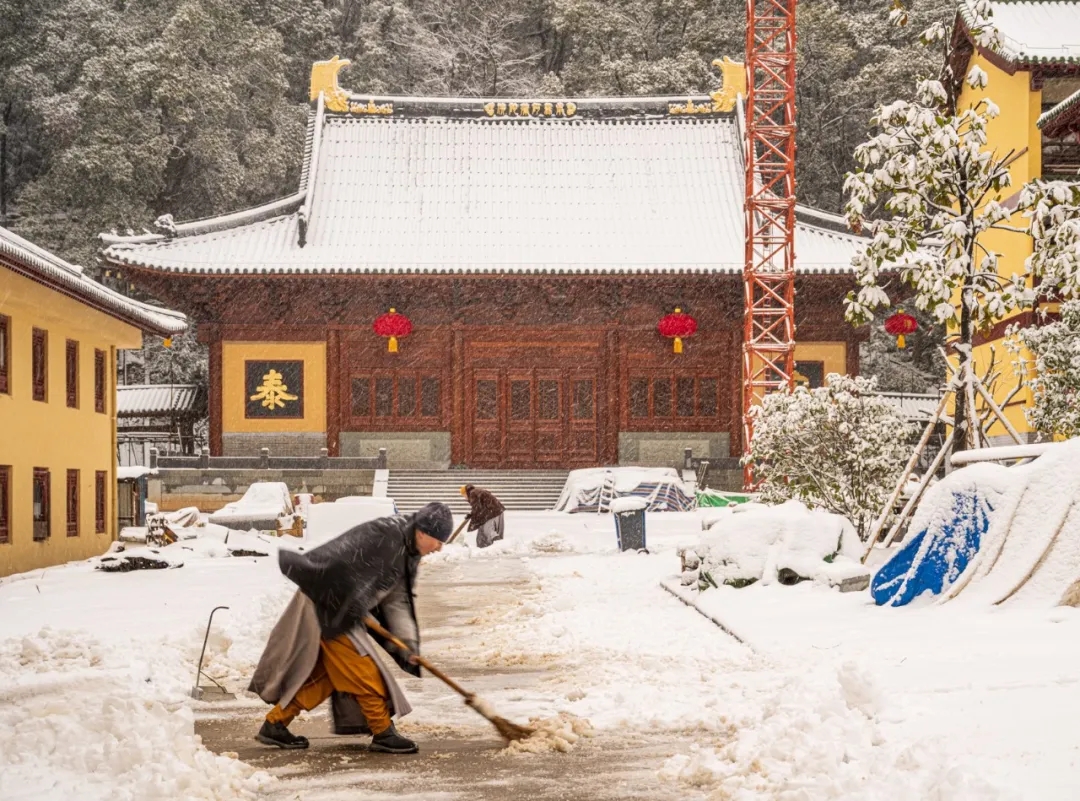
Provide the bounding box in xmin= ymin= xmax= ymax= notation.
xmin=256 ymin=720 xmax=310 ymax=749
xmin=369 ymin=723 xmax=418 ymax=754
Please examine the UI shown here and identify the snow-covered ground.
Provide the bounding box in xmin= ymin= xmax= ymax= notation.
xmin=1 ymin=509 xmax=1076 ymax=799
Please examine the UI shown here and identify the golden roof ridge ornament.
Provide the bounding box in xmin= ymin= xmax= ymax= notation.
xmin=310 ymin=56 xmax=351 ymax=112
xmin=668 ymin=56 xmax=746 ymax=115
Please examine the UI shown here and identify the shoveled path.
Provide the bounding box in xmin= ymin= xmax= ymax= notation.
xmin=196 ymin=556 xmax=740 ymax=801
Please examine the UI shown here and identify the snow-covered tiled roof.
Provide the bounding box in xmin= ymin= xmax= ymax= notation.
xmin=1 ymin=225 xmax=187 ymax=336
xmin=116 ymin=384 xmax=203 ymax=417
xmin=1039 ymin=87 xmax=1080 ymax=135
xmin=102 ymin=107 xmax=867 ymax=276
xmin=962 ymin=1 xmax=1080 ymax=65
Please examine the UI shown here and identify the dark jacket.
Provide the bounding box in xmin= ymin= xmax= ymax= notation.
xmin=465 ymin=485 xmax=505 ymax=531
xmin=277 ymin=513 xmax=421 ymax=676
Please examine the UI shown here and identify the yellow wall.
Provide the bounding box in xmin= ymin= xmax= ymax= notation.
xmin=221 ymin=341 xmax=326 ymax=433
xmin=794 ymin=342 xmax=847 ymax=378
xmin=954 ymin=53 xmax=1045 ymax=438
xmin=0 ymin=266 xmax=142 ymax=577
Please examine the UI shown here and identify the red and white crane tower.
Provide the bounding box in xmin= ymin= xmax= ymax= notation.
xmin=743 ymin=0 xmax=798 ymax=486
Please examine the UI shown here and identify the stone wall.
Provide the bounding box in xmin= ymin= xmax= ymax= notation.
xmin=222 ymin=432 xmax=327 ymax=456
xmin=148 ymin=468 xmax=375 ymax=513
xmin=339 ymin=432 xmax=451 ymax=468
xmin=618 ymin=432 xmax=731 ymax=466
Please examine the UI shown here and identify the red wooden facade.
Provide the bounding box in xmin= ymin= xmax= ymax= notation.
xmin=126 ymin=270 xmax=861 ymax=467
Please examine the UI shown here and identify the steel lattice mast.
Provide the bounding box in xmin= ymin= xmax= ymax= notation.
xmin=743 ymin=0 xmax=797 ymax=487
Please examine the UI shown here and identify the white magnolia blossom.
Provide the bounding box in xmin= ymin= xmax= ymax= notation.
xmin=1019 ymin=181 xmax=1080 ymax=301
xmin=744 ymin=375 xmax=913 ymax=541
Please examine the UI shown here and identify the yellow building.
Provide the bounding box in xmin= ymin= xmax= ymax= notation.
xmin=956 ymin=0 xmax=1080 ymax=443
xmin=0 ymin=226 xmax=186 ymax=577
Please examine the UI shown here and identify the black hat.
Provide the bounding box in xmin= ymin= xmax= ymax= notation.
xmin=412 ymin=502 xmax=454 ymax=542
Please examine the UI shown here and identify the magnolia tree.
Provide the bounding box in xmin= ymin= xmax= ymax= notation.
xmin=845 ymin=2 xmax=1080 ymax=451
xmin=1007 ymin=301 xmax=1080 ymax=440
xmin=742 ymin=375 xmax=913 ymax=540
xmin=842 ymin=3 xmax=1025 ymax=452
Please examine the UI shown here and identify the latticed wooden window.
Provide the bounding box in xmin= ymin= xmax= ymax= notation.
xmin=33 ymin=468 xmax=50 ymax=541
xmin=0 ymin=315 xmax=10 ymax=395
xmin=67 ymin=470 xmax=79 ymax=537
xmin=32 ymin=328 xmax=47 ymax=402
xmin=94 ymin=350 xmax=106 ymax=413
xmin=351 ymin=373 xmax=443 ymax=422
xmin=627 ymin=373 xmax=723 ymax=421
xmin=95 ymin=471 xmax=107 ymax=534
xmin=0 ymin=466 xmax=10 ymax=544
xmin=66 ymin=340 xmax=79 ymax=408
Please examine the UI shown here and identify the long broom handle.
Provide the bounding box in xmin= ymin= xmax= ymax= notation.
xmin=364 ymin=616 xmax=474 ymax=700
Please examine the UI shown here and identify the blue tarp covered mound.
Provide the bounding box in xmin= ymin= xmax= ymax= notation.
xmin=871 ymin=464 xmax=1015 ymax=607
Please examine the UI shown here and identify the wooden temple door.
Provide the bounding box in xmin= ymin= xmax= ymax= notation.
xmin=470 ymin=370 xmax=503 ymax=465
xmin=466 ymin=367 xmax=600 ymax=467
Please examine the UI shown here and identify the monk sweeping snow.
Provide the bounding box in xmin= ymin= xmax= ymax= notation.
xmin=461 ymin=484 xmax=506 ymax=548
xmin=248 ymin=501 xmax=453 ymax=754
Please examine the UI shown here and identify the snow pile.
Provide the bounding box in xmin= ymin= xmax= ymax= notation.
xmin=305 ymin=496 xmax=399 ymax=546
xmin=943 ymin=437 xmax=1080 ymax=608
xmin=554 ymin=467 xmax=696 ymax=513
xmin=0 ymin=628 xmax=270 ymax=801
xmin=658 ymin=660 xmax=1012 ymax=800
xmin=681 ymin=500 xmax=867 ymax=589
xmin=502 ymin=712 xmax=594 ymax=755
xmin=208 ymin=482 xmax=294 ymax=530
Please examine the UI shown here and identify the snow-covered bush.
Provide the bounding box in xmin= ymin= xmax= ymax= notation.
xmin=743 ymin=374 xmax=913 ymax=540
xmin=1007 ymin=301 xmax=1080 ymax=440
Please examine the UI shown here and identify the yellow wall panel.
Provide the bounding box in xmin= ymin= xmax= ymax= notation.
xmin=221 ymin=341 xmax=326 ymax=433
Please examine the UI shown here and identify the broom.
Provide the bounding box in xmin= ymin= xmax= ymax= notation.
xmin=364 ymin=616 xmax=534 ymax=742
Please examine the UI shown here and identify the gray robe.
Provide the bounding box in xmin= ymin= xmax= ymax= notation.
xmin=248 ymin=590 xmax=413 ymax=721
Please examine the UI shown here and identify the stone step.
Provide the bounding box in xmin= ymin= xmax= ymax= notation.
xmin=387 ymin=469 xmax=568 ymax=514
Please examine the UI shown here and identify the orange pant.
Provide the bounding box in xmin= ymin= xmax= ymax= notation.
xmin=265 ymin=634 xmax=392 ymax=734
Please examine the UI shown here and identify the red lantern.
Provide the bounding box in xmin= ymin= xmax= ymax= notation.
xmin=884 ymin=310 xmax=918 ymax=349
xmin=373 ymin=308 xmax=412 ymax=353
xmin=657 ymin=307 xmax=697 ymax=354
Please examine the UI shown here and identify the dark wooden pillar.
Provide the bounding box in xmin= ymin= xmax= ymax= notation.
xmin=451 ymin=327 xmax=465 ymax=465
xmin=604 ymin=328 xmax=620 ymax=465
xmin=327 ymin=328 xmax=341 ymax=456
xmin=207 ymin=330 xmax=223 ymax=456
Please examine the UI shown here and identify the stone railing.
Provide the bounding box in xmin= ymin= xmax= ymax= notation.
xmin=150 ymin=447 xmax=387 ymax=471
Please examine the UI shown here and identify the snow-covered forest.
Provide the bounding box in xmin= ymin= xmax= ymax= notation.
xmin=0 ymin=0 xmax=955 ymax=387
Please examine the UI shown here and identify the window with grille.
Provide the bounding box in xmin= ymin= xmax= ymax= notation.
xmin=0 ymin=466 xmax=10 ymax=544
xmin=66 ymin=340 xmax=79 ymax=408
xmin=627 ymin=373 xmax=722 ymax=421
xmin=95 ymin=471 xmax=107 ymax=534
xmin=351 ymin=374 xmax=442 ymax=423
xmin=32 ymin=328 xmax=47 ymax=402
xmin=0 ymin=315 xmax=9 ymax=395
xmin=33 ymin=468 xmax=50 ymax=541
xmin=66 ymin=470 xmax=79 ymax=537
xmin=94 ymin=350 xmax=106 ymax=413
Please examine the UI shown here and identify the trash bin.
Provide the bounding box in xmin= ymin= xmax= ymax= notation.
xmin=610 ymin=497 xmax=648 ymax=552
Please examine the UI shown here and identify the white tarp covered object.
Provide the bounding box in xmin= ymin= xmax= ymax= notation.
xmin=555 ymin=467 xmax=696 ymax=513
xmin=305 ymin=496 xmax=399 ymax=546
xmin=208 ymin=482 xmax=294 ymax=531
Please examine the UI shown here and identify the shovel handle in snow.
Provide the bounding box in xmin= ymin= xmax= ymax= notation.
xmin=363 ymin=616 xmax=472 ymax=700
xmin=446 ymin=517 xmax=469 ymax=545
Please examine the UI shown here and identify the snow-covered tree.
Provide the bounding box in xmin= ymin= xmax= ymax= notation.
xmin=1019 ymin=181 xmax=1080 ymax=303
xmin=1007 ymin=302 xmax=1080 ymax=441
xmin=841 ymin=3 xmax=1027 ymax=452
xmin=742 ymin=374 xmax=913 ymax=540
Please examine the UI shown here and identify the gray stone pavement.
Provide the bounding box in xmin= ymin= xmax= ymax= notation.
xmin=195 ymin=559 xmax=716 ymax=800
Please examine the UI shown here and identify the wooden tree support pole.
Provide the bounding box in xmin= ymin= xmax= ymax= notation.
xmin=861 ymin=389 xmax=953 ymax=562
xmin=875 ymin=429 xmax=955 ymax=553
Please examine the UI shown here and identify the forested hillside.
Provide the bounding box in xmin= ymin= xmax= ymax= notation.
xmin=1 ymin=0 xmax=950 ymax=390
